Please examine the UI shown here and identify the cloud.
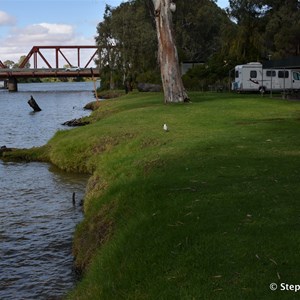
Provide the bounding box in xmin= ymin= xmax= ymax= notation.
xmin=0 ymin=11 xmax=16 ymax=26
xmin=8 ymin=23 xmax=76 ymax=44
xmin=0 ymin=22 xmax=96 ymax=67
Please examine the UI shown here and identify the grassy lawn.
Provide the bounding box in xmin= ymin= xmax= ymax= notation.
xmin=4 ymin=91 xmax=300 ymax=299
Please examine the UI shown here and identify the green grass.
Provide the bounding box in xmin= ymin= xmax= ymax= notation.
xmin=3 ymin=91 xmax=300 ymax=299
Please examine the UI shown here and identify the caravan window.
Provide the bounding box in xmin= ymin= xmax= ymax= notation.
xmin=266 ymin=70 xmax=276 ymax=77
xmin=278 ymin=71 xmax=289 ymax=78
xmin=293 ymin=72 xmax=300 ymax=80
xmin=235 ymin=70 xmax=239 ymax=78
xmin=250 ymin=70 xmax=257 ymax=78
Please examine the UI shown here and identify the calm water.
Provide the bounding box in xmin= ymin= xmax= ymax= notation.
xmin=0 ymin=82 xmax=94 ymax=299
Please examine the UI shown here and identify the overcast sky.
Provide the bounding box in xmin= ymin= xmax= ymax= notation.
xmin=0 ymin=0 xmax=229 ymax=66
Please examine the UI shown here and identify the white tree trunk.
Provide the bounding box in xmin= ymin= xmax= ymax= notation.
xmin=153 ymin=0 xmax=189 ymax=103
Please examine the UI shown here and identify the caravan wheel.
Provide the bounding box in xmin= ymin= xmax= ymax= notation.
xmin=259 ymin=86 xmax=266 ymax=94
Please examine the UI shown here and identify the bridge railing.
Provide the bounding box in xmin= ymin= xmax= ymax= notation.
xmin=0 ymin=67 xmax=100 ymax=79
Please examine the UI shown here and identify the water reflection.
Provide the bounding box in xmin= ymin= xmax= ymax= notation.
xmin=0 ymin=161 xmax=88 ymax=300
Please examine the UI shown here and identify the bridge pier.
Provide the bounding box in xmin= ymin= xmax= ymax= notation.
xmin=8 ymin=77 xmax=18 ymax=92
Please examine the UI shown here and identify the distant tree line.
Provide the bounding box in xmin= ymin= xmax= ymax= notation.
xmin=3 ymin=55 xmax=30 ymax=69
xmin=3 ymin=56 xmax=40 ymax=83
xmin=95 ymin=0 xmax=299 ymax=90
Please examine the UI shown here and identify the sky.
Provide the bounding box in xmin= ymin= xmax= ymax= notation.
xmin=0 ymin=0 xmax=229 ymax=67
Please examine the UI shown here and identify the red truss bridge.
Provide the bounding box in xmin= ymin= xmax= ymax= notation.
xmin=0 ymin=60 xmax=6 ymax=68
xmin=0 ymin=45 xmax=100 ymax=91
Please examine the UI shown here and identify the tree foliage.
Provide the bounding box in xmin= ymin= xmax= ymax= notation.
xmin=95 ymin=0 xmax=300 ymax=90
xmin=226 ymin=0 xmax=300 ymax=61
xmin=173 ymin=0 xmax=229 ymax=62
xmin=96 ymin=1 xmax=158 ymax=90
xmin=3 ymin=56 xmax=31 ymax=69
xmin=263 ymin=0 xmax=300 ymax=58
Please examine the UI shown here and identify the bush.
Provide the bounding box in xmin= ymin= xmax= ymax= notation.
xmin=182 ymin=62 xmax=231 ymax=91
xmin=135 ymin=69 xmax=161 ymax=85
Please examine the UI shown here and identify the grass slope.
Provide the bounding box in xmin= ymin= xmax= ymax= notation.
xmin=5 ymin=91 xmax=300 ymax=299
xmin=67 ymin=92 xmax=300 ymax=300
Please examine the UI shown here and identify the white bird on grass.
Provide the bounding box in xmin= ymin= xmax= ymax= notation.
xmin=163 ymin=124 xmax=169 ymax=132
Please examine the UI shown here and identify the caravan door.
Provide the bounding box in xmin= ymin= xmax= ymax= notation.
xmin=292 ymin=71 xmax=300 ymax=90
xmin=242 ymin=63 xmax=263 ymax=91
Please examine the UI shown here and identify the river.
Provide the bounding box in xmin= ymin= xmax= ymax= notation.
xmin=0 ymin=82 xmax=94 ymax=299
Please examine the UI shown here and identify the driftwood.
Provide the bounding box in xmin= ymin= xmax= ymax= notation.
xmin=62 ymin=118 xmax=90 ymax=127
xmin=28 ymin=95 xmax=42 ymax=112
xmin=84 ymin=101 xmax=101 ymax=111
xmin=0 ymin=145 xmax=12 ymax=157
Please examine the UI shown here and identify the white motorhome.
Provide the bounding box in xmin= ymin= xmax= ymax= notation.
xmin=232 ymin=62 xmax=300 ymax=93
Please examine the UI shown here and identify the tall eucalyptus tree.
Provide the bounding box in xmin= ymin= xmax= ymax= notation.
xmin=151 ymin=0 xmax=189 ymax=103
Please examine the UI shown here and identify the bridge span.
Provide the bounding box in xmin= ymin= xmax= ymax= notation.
xmin=0 ymin=45 xmax=100 ymax=91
